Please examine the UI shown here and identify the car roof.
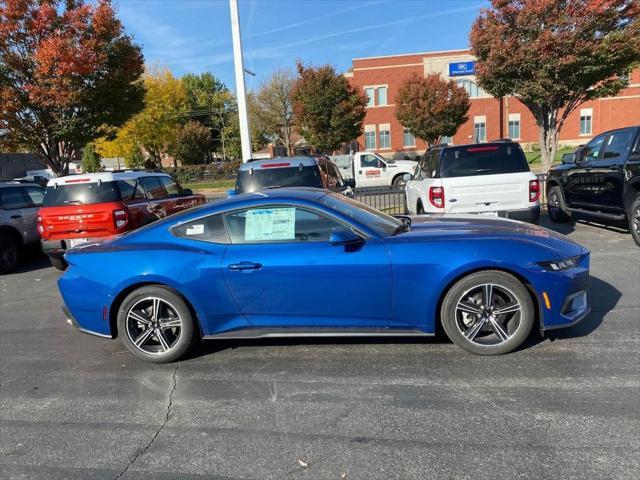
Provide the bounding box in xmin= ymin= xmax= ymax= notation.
xmin=239 ymin=157 xmax=319 ymax=171
xmin=0 ymin=181 xmax=41 ymax=188
xmin=47 ymin=171 xmax=169 ymax=186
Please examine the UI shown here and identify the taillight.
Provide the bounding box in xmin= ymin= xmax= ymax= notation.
xmin=429 ymin=186 xmax=445 ymax=209
xmin=529 ymin=179 xmax=540 ymax=202
xmin=113 ymin=209 xmax=128 ymax=229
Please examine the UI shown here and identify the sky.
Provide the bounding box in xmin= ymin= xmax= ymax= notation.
xmin=115 ymin=0 xmax=489 ymax=91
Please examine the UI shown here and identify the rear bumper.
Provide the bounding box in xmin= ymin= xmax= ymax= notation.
xmin=41 ymin=237 xmax=104 ymax=258
xmin=61 ymin=301 xmax=112 ymax=339
xmin=499 ymin=205 xmax=540 ymax=224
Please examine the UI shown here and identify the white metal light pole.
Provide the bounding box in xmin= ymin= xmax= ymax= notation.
xmin=229 ymin=0 xmax=252 ymax=162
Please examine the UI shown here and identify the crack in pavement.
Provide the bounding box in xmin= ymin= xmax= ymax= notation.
xmin=113 ymin=363 xmax=179 ymax=480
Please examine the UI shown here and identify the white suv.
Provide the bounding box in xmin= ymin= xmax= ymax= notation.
xmin=405 ymin=142 xmax=540 ymax=224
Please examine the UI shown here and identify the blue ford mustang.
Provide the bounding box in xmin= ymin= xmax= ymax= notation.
xmin=59 ymin=188 xmax=590 ymax=363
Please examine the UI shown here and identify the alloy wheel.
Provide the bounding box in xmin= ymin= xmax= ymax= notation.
xmin=633 ymin=207 xmax=640 ymax=236
xmin=125 ymin=297 xmax=183 ymax=355
xmin=455 ymin=283 xmax=522 ymax=346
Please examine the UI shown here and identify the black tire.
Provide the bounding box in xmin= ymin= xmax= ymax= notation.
xmin=440 ymin=270 xmax=534 ymax=355
xmin=417 ymin=201 xmax=425 ymax=215
xmin=49 ymin=257 xmax=68 ymax=271
xmin=629 ymin=195 xmax=640 ymax=248
xmin=0 ymin=235 xmax=20 ymax=274
xmin=117 ymin=286 xmax=197 ymax=363
xmin=547 ymin=186 xmax=571 ymax=223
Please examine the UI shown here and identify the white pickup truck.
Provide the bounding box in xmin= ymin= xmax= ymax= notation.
xmin=331 ymin=152 xmax=417 ymax=188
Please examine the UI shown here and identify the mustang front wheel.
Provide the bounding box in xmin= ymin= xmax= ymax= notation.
xmin=117 ymin=286 xmax=196 ymax=363
xmin=441 ymin=271 xmax=534 ymax=355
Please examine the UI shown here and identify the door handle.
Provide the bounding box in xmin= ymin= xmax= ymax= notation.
xmin=228 ymin=261 xmax=262 ymax=271
xmin=10 ymin=215 xmax=21 ymax=219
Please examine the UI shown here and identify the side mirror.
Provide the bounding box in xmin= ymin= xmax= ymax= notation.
xmin=329 ymin=228 xmax=362 ymax=245
xmin=402 ymin=173 xmax=413 ymax=182
xmin=344 ymin=178 xmax=356 ymax=188
xmin=561 ymin=153 xmax=576 ymax=164
xmin=226 ymin=189 xmax=237 ymax=197
xmin=182 ymin=188 xmax=193 ymax=196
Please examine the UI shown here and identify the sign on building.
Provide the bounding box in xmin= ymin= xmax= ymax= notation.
xmin=448 ymin=61 xmax=475 ymax=76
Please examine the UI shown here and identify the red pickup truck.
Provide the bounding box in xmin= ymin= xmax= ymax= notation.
xmin=38 ymin=171 xmax=205 ymax=269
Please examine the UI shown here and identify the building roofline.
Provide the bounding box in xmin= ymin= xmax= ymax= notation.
xmin=353 ymin=48 xmax=470 ymax=62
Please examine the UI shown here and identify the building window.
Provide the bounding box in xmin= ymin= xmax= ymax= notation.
xmin=365 ymin=87 xmax=375 ymax=107
xmin=379 ymin=124 xmax=391 ymax=149
xmin=403 ymin=128 xmax=416 ymax=147
xmin=474 ymin=116 xmax=486 ymax=142
xmin=456 ymin=79 xmax=486 ymax=98
xmin=440 ymin=135 xmax=453 ymax=145
xmin=508 ymin=113 xmax=521 ymax=140
xmin=364 ymin=126 xmax=376 ymax=150
xmin=378 ymin=86 xmax=387 ymax=106
xmin=580 ymin=108 xmax=592 ymax=135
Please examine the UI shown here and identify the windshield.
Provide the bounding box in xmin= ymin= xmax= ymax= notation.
xmin=440 ymin=144 xmax=529 ymax=178
xmin=236 ymin=166 xmax=322 ymax=193
xmin=43 ymin=181 xmax=121 ymax=206
xmin=320 ymin=192 xmax=402 ymax=236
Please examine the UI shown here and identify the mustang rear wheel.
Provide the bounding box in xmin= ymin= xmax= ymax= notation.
xmin=117 ymin=286 xmax=197 ymax=363
xmin=440 ymin=271 xmax=534 ymax=355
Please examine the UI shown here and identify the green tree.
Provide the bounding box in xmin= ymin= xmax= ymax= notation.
xmin=395 ymin=73 xmax=470 ymax=147
xmin=0 ymin=0 xmax=145 ymax=175
xmin=252 ymin=69 xmax=296 ymax=155
xmin=82 ymin=143 xmax=102 ymax=173
xmin=292 ymin=62 xmax=367 ymax=153
xmin=470 ymin=0 xmax=640 ymax=171
xmin=169 ymin=121 xmax=212 ymax=165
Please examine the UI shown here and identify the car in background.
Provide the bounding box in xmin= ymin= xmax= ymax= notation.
xmin=233 ymin=156 xmax=355 ymax=196
xmin=404 ymin=141 xmax=540 ymax=224
xmin=0 ymin=182 xmax=45 ymax=274
xmin=331 ymin=152 xmax=417 ymax=187
xmin=38 ymin=171 xmax=205 ymax=270
xmin=547 ymin=126 xmax=640 ymax=246
xmin=58 ymin=188 xmax=590 ymax=363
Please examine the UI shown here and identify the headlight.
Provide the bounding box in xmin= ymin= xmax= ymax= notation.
xmin=538 ymin=256 xmax=579 ymax=271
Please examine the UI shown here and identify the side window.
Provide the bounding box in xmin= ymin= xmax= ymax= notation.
xmin=582 ymin=135 xmax=605 ymax=162
xmin=172 ymin=214 xmax=229 ymax=243
xmin=224 ymin=206 xmax=344 ymax=244
xmin=601 ymin=131 xmax=635 ymax=162
xmin=414 ymin=155 xmax=427 ymax=180
xmin=0 ymin=188 xmax=30 ymax=210
xmin=428 ymin=151 xmax=440 ymax=178
xmin=321 ymin=163 xmax=338 ymax=188
xmin=139 ymin=177 xmax=166 ymax=199
xmin=117 ymin=180 xmax=137 ymax=201
xmin=23 ymin=186 xmax=44 ymax=207
xmin=361 ymin=154 xmax=382 ymax=168
xmin=159 ymin=176 xmax=183 ymax=197
xmin=318 ymin=164 xmax=329 ymax=188
xmin=329 ymin=163 xmax=344 ymax=187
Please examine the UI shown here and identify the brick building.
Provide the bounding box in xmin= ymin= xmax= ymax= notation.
xmin=345 ymin=49 xmax=640 ymax=156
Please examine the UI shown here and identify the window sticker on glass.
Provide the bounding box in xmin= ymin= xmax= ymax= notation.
xmin=245 ymin=208 xmax=295 ymax=241
xmin=186 ymin=224 xmax=205 ymax=235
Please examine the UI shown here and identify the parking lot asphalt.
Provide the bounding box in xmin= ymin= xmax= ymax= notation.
xmin=1 ymin=215 xmax=639 ymax=480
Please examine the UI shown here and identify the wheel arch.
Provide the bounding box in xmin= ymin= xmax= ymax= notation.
xmin=623 ymin=178 xmax=640 ymax=212
xmin=109 ymin=282 xmax=203 ymax=339
xmin=391 ymin=173 xmax=406 ymax=185
xmin=0 ymin=225 xmax=24 ymax=246
xmin=434 ymin=265 xmax=542 ymax=337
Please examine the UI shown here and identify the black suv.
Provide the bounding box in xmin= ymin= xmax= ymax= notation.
xmin=233 ymin=156 xmax=355 ymax=196
xmin=546 ymin=126 xmax=640 ymax=246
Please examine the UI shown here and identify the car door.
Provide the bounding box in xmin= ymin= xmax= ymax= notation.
xmin=0 ymin=187 xmax=32 ymax=242
xmin=21 ymin=186 xmax=45 ymax=243
xmin=221 ymin=204 xmax=392 ymax=327
xmin=587 ymin=129 xmax=636 ymax=211
xmin=138 ymin=176 xmax=168 ymax=219
xmin=158 ymin=176 xmax=189 ymax=214
xmin=357 ymin=154 xmax=387 ymax=187
xmin=565 ymin=134 xmax=606 ymax=207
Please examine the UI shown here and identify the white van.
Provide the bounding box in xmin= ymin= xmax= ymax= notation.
xmin=405 ymin=142 xmax=540 ymax=224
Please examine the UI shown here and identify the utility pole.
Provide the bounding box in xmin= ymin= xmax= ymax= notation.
xmin=229 ymin=0 xmax=252 ymax=162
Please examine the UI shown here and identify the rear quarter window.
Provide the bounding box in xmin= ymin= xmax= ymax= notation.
xmin=440 ymin=144 xmax=529 ymax=178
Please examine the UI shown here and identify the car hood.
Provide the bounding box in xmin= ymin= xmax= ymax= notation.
xmin=387 ymin=160 xmax=417 ymax=169
xmin=395 ymin=215 xmax=587 ymax=258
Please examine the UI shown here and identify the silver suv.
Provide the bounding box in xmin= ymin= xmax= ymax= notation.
xmin=0 ymin=182 xmax=44 ymax=273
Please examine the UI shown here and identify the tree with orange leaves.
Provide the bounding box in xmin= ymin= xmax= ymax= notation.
xmin=470 ymin=0 xmax=640 ymax=171
xmin=0 ymin=0 xmax=144 ymax=174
